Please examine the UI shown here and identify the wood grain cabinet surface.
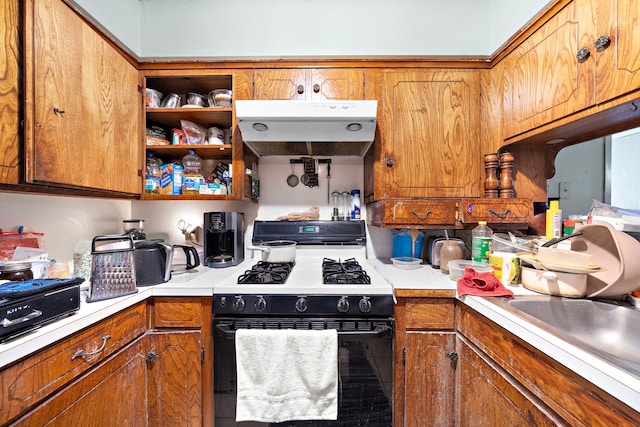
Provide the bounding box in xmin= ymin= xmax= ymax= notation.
xmin=0 ymin=0 xmax=20 ymax=184
xmin=0 ymin=303 xmax=146 ymax=425
xmin=24 ymin=0 xmax=142 ymax=194
xmin=459 ymin=198 xmax=533 ymax=226
xmin=503 ymin=0 xmax=640 ymax=140
xmin=457 ymin=303 xmax=640 ymax=426
xmin=253 ymin=68 xmax=365 ymax=100
xmin=394 ymin=297 xmax=457 ymax=426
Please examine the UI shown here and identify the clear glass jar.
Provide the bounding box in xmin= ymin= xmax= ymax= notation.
xmin=0 ymin=261 xmax=34 ymax=282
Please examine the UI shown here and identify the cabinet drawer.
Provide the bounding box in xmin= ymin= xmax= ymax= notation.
xmin=460 ymin=198 xmax=532 ymax=224
xmin=383 ymin=200 xmax=457 ymax=226
xmin=404 ymin=298 xmax=455 ymax=330
xmin=152 ymin=297 xmax=203 ymax=328
xmin=0 ymin=303 xmax=146 ymax=424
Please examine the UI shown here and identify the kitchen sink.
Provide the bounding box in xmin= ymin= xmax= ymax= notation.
xmin=484 ymin=295 xmax=640 ymax=378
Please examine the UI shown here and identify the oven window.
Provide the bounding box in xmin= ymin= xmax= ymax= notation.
xmin=214 ymin=331 xmax=392 ymax=426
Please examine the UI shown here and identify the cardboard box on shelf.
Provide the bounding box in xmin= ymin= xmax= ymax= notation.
xmin=160 ymin=163 xmax=183 ymax=195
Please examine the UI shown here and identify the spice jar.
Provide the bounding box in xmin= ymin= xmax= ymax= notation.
xmin=0 ymin=261 xmax=34 ymax=282
xmin=439 ymin=240 xmax=463 ymax=274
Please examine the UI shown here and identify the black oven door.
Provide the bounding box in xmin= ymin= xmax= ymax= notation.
xmin=213 ymin=317 xmax=393 ymax=426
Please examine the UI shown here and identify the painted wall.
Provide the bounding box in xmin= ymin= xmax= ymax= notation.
xmin=547 ymin=138 xmax=606 ymax=217
xmin=74 ymin=0 xmax=550 ymax=57
xmin=0 ymin=193 xmax=131 ymax=263
xmin=610 ymin=128 xmax=640 ymax=209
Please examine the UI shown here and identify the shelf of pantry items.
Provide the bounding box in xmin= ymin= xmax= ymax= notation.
xmin=140 ymin=193 xmax=235 ymax=200
xmin=146 ymin=107 xmax=233 ymax=129
xmin=145 ymin=144 xmax=233 ymax=159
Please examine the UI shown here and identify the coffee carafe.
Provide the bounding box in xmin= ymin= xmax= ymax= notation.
xmin=204 ymin=212 xmax=244 ymax=268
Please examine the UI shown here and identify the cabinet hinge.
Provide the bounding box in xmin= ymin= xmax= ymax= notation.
xmin=201 ymin=346 xmax=205 ymax=365
xmin=402 ymin=347 xmax=406 ymax=366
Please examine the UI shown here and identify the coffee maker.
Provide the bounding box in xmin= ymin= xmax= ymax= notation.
xmin=204 ymin=212 xmax=244 ymax=268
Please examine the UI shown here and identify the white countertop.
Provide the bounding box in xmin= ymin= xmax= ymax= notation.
xmin=1 ymin=259 xmax=639 ymax=413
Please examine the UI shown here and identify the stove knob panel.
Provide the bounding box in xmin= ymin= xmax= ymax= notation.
xmin=255 ymin=296 xmax=267 ymax=312
xmin=358 ymin=297 xmax=372 ymax=313
xmin=295 ymin=297 xmax=308 ymax=313
xmin=337 ymin=297 xmax=350 ymax=313
xmin=232 ymin=296 xmax=246 ymax=312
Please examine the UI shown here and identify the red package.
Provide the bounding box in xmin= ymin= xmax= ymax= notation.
xmin=0 ymin=232 xmax=44 ymax=261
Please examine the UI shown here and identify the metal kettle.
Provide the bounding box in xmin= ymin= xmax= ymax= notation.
xmin=134 ymin=240 xmax=174 ymax=286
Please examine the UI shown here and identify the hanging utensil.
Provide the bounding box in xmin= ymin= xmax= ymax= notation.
xmin=286 ymin=162 xmax=299 ymax=187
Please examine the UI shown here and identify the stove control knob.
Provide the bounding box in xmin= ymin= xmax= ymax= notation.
xmin=295 ymin=297 xmax=308 ymax=313
xmin=358 ymin=297 xmax=372 ymax=313
xmin=337 ymin=297 xmax=350 ymax=313
xmin=255 ymin=296 xmax=267 ymax=312
xmin=232 ymin=296 xmax=246 ymax=312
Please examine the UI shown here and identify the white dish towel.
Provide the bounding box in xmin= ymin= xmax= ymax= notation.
xmin=235 ymin=328 xmax=338 ymax=423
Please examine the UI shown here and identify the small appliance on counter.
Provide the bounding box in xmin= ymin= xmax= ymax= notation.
xmin=0 ymin=278 xmax=82 ymax=342
xmin=134 ymin=240 xmax=200 ymax=286
xmin=122 ymin=219 xmax=146 ymax=240
xmin=204 ymin=212 xmax=244 ymax=268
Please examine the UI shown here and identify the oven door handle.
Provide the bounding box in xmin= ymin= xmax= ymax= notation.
xmin=214 ymin=324 xmax=392 ymax=339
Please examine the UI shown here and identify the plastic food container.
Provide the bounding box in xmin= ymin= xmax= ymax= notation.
xmin=161 ymin=93 xmax=181 ymax=108
xmin=186 ymin=92 xmax=207 ymax=107
xmin=492 ymin=233 xmax=537 ymax=253
xmin=145 ymin=88 xmax=163 ymax=108
xmin=208 ymin=89 xmax=232 ymax=107
xmin=447 ymin=259 xmax=493 ymax=281
xmin=390 ymin=257 xmax=422 ymax=270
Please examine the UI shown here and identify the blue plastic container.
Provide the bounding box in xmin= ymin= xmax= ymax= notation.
xmin=392 ymin=230 xmax=424 ymax=258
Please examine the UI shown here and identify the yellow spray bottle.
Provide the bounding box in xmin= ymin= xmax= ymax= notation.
xmin=545 ymin=200 xmax=562 ymax=240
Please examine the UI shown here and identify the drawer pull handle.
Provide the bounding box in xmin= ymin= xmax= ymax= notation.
xmin=72 ymin=335 xmax=111 ymax=360
xmin=409 ymin=210 xmax=432 ymax=218
xmin=1 ymin=310 xmax=42 ymax=327
xmin=488 ymin=208 xmax=510 ymax=218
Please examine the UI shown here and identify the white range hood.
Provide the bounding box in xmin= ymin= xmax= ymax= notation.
xmin=236 ymin=100 xmax=378 ymax=156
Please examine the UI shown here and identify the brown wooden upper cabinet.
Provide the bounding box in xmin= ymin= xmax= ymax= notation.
xmin=503 ymin=0 xmax=640 ymax=140
xmin=24 ymin=0 xmax=142 ymax=194
xmin=252 ymin=69 xmax=365 ymax=100
xmin=376 ymin=70 xmax=482 ymax=199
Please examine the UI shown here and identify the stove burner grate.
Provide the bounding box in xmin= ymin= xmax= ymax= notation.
xmin=322 ymin=258 xmax=371 ymax=285
xmin=237 ymin=261 xmax=294 ymax=284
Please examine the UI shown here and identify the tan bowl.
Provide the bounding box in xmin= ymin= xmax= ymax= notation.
xmin=537 ymin=246 xmax=594 ymax=268
xmin=571 ymin=224 xmax=640 ymax=298
xmin=521 ymin=266 xmax=587 ymax=298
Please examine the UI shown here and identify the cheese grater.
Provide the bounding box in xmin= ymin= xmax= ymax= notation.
xmin=87 ymin=235 xmax=137 ymax=302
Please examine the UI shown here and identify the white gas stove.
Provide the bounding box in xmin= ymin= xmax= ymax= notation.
xmin=212 ymin=221 xmax=393 ymax=317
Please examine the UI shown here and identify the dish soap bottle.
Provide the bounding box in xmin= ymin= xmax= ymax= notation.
xmin=472 ymin=221 xmax=493 ymax=264
xmin=546 ymin=200 xmax=562 ymax=240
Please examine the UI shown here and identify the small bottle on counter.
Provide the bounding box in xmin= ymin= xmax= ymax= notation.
xmin=472 ymin=221 xmax=493 ymax=264
xmin=546 ymin=200 xmax=562 ymax=240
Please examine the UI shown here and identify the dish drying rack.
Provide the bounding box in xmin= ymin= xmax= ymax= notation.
xmin=87 ymin=235 xmax=137 ymax=302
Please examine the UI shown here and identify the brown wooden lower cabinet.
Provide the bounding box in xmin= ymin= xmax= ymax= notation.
xmin=0 ymin=297 xmax=212 ymax=427
xmin=395 ymin=297 xmax=640 ymax=426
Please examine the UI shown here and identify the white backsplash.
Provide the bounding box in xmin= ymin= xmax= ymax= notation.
xmin=0 ymin=156 xmax=394 ymax=265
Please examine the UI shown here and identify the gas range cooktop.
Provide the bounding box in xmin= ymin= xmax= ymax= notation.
xmin=212 ymin=221 xmax=393 ymax=316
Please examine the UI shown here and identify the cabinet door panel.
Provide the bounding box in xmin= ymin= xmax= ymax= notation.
xmin=28 ymin=0 xmax=141 ymax=193
xmin=405 ymin=332 xmax=456 ymax=426
xmin=11 ymin=339 xmax=147 ymax=427
xmin=503 ymin=1 xmax=595 ymax=138
xmin=382 ymin=71 xmax=481 ymax=198
xmin=309 ymin=69 xmax=364 ymax=100
xmin=253 ymin=69 xmax=307 ymax=100
xmin=594 ymin=0 xmax=640 ymax=102
xmin=0 ymin=0 xmax=20 ymax=184
xmin=456 ymin=337 xmax=560 ymax=426
xmin=146 ymin=331 xmax=202 ymax=427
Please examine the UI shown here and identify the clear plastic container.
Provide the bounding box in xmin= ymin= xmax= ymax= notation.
xmin=472 ymin=221 xmax=493 ymax=264
xmin=182 ymin=149 xmax=204 ymax=195
xmin=145 ymin=152 xmax=161 ymax=194
xmin=73 ymin=239 xmax=92 ymax=281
